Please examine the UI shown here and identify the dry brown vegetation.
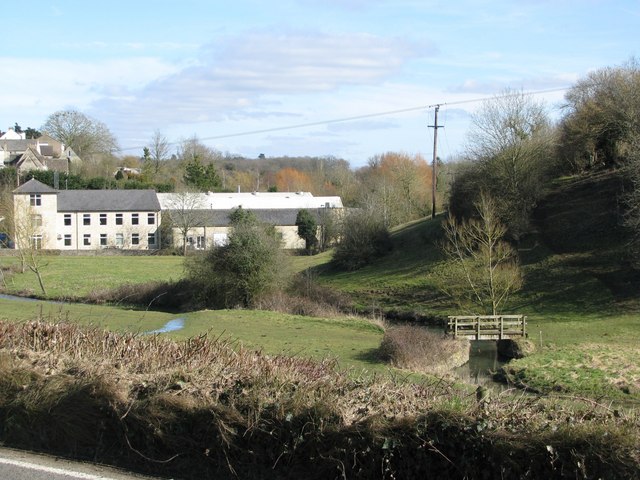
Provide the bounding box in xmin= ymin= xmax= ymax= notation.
xmin=0 ymin=319 xmax=638 ymax=479
xmin=378 ymin=325 xmax=470 ymax=375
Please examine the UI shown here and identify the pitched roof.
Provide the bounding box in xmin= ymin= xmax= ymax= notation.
xmin=13 ymin=178 xmax=58 ymax=194
xmin=39 ymin=145 xmax=54 ymax=157
xmin=166 ymin=208 xmax=329 ymax=227
xmin=44 ymin=158 xmax=70 ymax=173
xmin=57 ymin=189 xmax=161 ymax=212
xmin=2 ymin=139 xmax=34 ymax=153
xmin=15 ymin=146 xmax=47 ymax=170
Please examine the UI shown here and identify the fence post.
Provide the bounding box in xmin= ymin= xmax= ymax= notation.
xmin=499 ymin=316 xmax=503 ymax=340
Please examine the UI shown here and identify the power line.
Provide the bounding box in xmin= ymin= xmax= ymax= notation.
xmin=118 ymin=86 xmax=570 ymax=153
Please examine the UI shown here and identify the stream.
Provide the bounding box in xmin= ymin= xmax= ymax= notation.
xmin=454 ymin=340 xmax=508 ymax=388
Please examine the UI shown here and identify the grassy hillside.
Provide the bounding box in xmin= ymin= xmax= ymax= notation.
xmin=316 ymin=170 xmax=638 ymax=315
xmin=314 ymin=169 xmax=640 ymax=401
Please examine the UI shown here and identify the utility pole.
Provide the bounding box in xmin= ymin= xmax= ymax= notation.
xmin=428 ymin=104 xmax=443 ymax=219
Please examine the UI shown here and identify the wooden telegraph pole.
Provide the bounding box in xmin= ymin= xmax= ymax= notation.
xmin=428 ymin=105 xmax=443 ymax=219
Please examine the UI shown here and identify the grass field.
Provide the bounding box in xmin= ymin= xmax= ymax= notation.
xmin=0 ymin=296 xmax=385 ymax=373
xmin=0 ymin=255 xmax=185 ymax=298
xmin=0 ymin=252 xmax=328 ymax=299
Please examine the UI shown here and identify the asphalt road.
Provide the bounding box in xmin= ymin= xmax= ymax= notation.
xmin=0 ymin=447 xmax=169 ymax=480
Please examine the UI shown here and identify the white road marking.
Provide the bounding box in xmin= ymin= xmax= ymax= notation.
xmin=0 ymin=456 xmax=117 ymax=479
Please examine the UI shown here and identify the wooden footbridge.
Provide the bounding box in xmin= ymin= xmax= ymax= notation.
xmin=446 ymin=315 xmax=527 ymax=340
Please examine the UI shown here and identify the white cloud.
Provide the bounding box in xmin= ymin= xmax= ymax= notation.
xmin=0 ymin=57 xmax=180 ymax=126
xmin=91 ymin=31 xmax=431 ymax=138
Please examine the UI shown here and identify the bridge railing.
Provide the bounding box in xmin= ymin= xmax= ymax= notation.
xmin=446 ymin=315 xmax=527 ymax=340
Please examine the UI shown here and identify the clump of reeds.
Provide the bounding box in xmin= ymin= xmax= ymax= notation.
xmin=253 ymin=273 xmax=354 ymax=318
xmin=0 ymin=319 xmax=638 ymax=480
xmin=85 ymin=279 xmax=196 ymax=310
xmin=379 ymin=324 xmax=470 ymax=374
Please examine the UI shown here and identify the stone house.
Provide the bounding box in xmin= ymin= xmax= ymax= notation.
xmin=1 ymin=131 xmax=82 ymax=175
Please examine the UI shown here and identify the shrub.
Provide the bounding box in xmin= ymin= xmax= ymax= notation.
xmin=86 ymin=279 xmax=197 ymax=311
xmin=186 ymin=211 xmax=290 ymax=308
xmin=379 ymin=325 xmax=469 ymax=374
xmin=295 ymin=209 xmax=318 ymax=254
xmin=332 ymin=209 xmax=392 ymax=270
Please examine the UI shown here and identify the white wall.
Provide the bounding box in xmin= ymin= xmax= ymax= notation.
xmin=55 ymin=211 xmax=161 ymax=250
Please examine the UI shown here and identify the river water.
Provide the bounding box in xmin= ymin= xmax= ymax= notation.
xmin=454 ymin=340 xmax=507 ymax=387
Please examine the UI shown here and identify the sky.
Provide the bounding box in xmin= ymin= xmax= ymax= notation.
xmin=1 ymin=0 xmax=638 ymax=167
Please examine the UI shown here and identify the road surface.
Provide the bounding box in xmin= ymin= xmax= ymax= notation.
xmin=0 ymin=447 xmax=169 ymax=480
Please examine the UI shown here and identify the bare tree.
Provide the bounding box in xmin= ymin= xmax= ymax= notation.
xmin=458 ymin=90 xmax=555 ymax=239
xmin=9 ymin=200 xmax=48 ymax=295
xmin=357 ymin=152 xmax=432 ymax=227
xmin=41 ymin=110 xmax=119 ymax=160
xmin=559 ymin=58 xmax=640 ymax=171
xmin=148 ymin=129 xmax=171 ymax=174
xmin=438 ymin=193 xmax=522 ymax=315
xmin=164 ymin=191 xmax=206 ymax=255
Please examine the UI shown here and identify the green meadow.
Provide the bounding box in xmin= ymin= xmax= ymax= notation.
xmin=0 ymin=296 xmax=384 ymax=373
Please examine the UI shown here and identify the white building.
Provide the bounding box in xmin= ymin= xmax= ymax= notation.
xmin=13 ymin=179 xmax=161 ymax=250
xmin=10 ymin=180 xmax=343 ymax=251
xmin=158 ymin=191 xmax=343 ymax=250
xmin=0 ymin=128 xmax=26 ymax=140
xmin=157 ymin=191 xmax=343 ymax=210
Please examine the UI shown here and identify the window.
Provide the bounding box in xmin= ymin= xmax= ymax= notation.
xmin=100 ymin=213 xmax=107 ymax=225
xmin=147 ymin=213 xmax=155 ymax=225
xmin=131 ymin=213 xmax=139 ymax=225
xmin=30 ymin=235 xmax=42 ymax=249
xmin=115 ymin=213 xmax=123 ymax=225
xmin=83 ymin=234 xmax=91 ymax=246
xmin=30 ymin=194 xmax=41 ymax=206
xmin=196 ymin=236 xmax=205 ymax=249
xmin=83 ymin=214 xmax=91 ymax=226
xmin=147 ymin=232 xmax=156 ymax=246
xmin=115 ymin=233 xmax=124 ymax=247
xmin=31 ymin=214 xmax=42 ymax=228
xmin=131 ymin=233 xmax=140 ymax=245
xmin=64 ymin=214 xmax=72 ymax=226
xmin=213 ymin=233 xmax=228 ymax=246
xmin=100 ymin=234 xmax=107 ymax=246
xmin=64 ymin=234 xmax=72 ymax=247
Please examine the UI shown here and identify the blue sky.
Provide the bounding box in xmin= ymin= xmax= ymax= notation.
xmin=2 ymin=1 xmax=638 ymax=167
